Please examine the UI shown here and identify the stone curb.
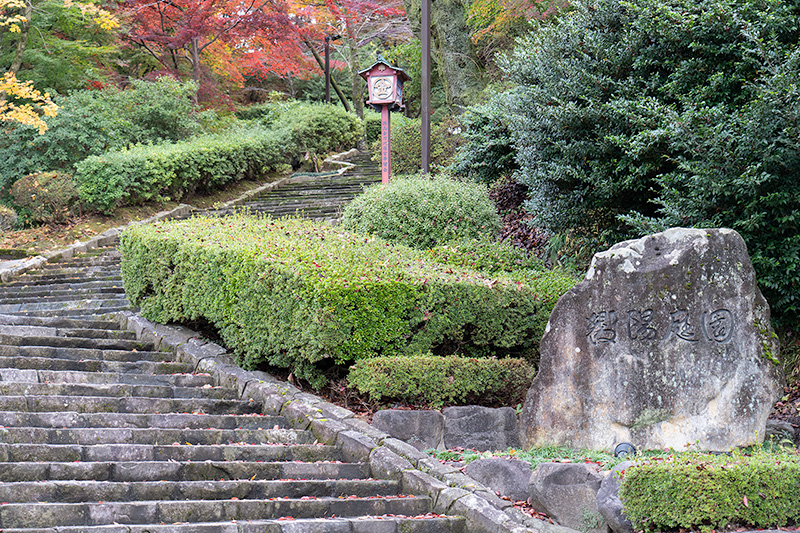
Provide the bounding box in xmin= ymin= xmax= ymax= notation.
xmin=112 ymin=311 xmax=580 ymax=533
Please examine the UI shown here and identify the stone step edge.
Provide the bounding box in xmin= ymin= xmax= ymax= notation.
xmin=0 ymin=514 xmax=465 ymax=533
xmin=115 ymin=310 xmax=575 ymax=533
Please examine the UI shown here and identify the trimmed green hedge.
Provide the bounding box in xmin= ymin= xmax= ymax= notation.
xmin=120 ymin=215 xmax=576 ymax=386
xmin=342 ymin=176 xmax=501 ymax=250
xmin=619 ymin=449 xmax=800 ymax=532
xmin=74 ymin=125 xmax=291 ymax=213
xmin=348 ymin=355 xmax=536 ymax=409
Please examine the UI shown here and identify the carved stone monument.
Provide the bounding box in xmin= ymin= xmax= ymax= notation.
xmin=520 ymin=228 xmax=784 ymax=451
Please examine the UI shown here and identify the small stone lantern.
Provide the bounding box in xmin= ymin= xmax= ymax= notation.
xmin=359 ymin=56 xmax=410 ymax=183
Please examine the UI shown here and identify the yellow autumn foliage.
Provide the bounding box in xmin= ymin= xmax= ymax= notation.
xmin=0 ymin=72 xmax=59 ymax=134
xmin=0 ymin=0 xmax=26 ymax=32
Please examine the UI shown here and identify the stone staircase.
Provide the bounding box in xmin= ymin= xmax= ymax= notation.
xmin=0 ymin=244 xmax=466 ymax=532
xmin=198 ymin=152 xmax=381 ymax=221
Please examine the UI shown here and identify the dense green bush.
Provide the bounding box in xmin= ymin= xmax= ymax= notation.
xmin=364 ymin=112 xmax=382 ymax=145
xmin=619 ymin=448 xmax=800 ymax=532
xmin=120 ymin=215 xmax=575 ymax=386
xmin=348 ymin=355 xmax=536 ymax=409
xmin=234 ymin=103 xmax=278 ymax=123
xmin=273 ymin=102 xmax=363 ymax=169
xmin=0 ymin=206 xmax=18 ymax=231
xmin=342 ymin=176 xmax=501 ymax=250
xmin=74 ymin=125 xmax=290 ymax=213
xmin=449 ymin=100 xmax=519 ymax=183
xmin=427 ymin=238 xmax=543 ymax=273
xmin=10 ymin=171 xmax=80 ymax=224
xmin=0 ymin=78 xmax=200 ymax=189
xmin=499 ymin=0 xmax=800 ymax=327
xmin=369 ymin=115 xmax=465 ymax=174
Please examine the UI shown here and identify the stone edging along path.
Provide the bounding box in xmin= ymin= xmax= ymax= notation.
xmin=0 ymin=161 xmax=577 ymax=533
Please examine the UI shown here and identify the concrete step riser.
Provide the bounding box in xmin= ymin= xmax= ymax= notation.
xmin=0 ymin=497 xmax=430 ymax=528
xmin=0 ymin=479 xmax=402 ymax=503
xmin=0 ymin=356 xmax=191 ymax=373
xmin=2 ymin=443 xmax=341 ymax=463
xmin=0 ymin=426 xmax=314 ymax=445
xmin=7 ymin=395 xmax=262 ymax=415
xmin=0 ymin=411 xmax=285 ymax=430
xmin=0 ymin=460 xmax=368 ymax=482
xmin=0 ymin=516 xmax=464 ymax=533
xmin=0 ymin=369 xmax=213 ymax=387
xmin=0 ymin=334 xmax=151 ymax=351
xmin=0 ymin=345 xmax=171 ymax=362
xmin=0 ymin=382 xmax=239 ymax=400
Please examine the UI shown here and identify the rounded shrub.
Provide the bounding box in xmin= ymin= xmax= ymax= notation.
xmin=341 ymin=175 xmax=501 ymax=249
xmin=11 ymin=171 xmax=80 ymax=224
xmin=347 ymin=355 xmax=536 ymax=409
xmin=427 ymin=238 xmax=543 ymax=274
xmin=0 ymin=206 xmax=17 ymax=231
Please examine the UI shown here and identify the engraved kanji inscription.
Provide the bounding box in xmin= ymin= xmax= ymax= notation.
xmin=587 ymin=311 xmax=617 ymax=345
xmin=667 ymin=309 xmax=699 ymax=342
xmin=702 ymin=309 xmax=734 ymax=343
xmin=628 ymin=309 xmax=658 ymax=340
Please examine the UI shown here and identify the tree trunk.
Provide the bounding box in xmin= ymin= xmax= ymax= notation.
xmin=403 ymin=0 xmax=484 ymax=111
xmin=9 ymin=0 xmax=32 ymax=74
xmin=303 ymin=38 xmax=352 ymax=112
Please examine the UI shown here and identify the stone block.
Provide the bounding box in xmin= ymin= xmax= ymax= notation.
xmin=373 ymin=409 xmax=445 ymax=450
xmin=596 ymin=461 xmax=634 ymax=533
xmin=528 ymin=462 xmax=606 ymax=533
xmin=442 ymin=406 xmax=519 ymax=452
xmin=336 ymin=430 xmax=377 ymax=462
xmin=369 ymin=447 xmax=413 ymax=481
xmin=521 ymin=228 xmax=784 ymax=451
xmin=464 ymin=457 xmax=532 ymax=502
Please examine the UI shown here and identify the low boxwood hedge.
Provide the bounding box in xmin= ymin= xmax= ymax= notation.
xmin=347 ymin=355 xmax=536 ymax=408
xmin=619 ymin=448 xmax=800 ymax=532
xmin=120 ymin=215 xmax=576 ymax=386
xmin=74 ymin=125 xmax=291 ymax=213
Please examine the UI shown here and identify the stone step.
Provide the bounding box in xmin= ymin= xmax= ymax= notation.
xmin=0 ymin=298 xmax=131 ymax=314
xmin=0 ymin=314 xmax=123 ymax=331
xmin=2 ymin=274 xmax=122 ymax=287
xmin=0 ymin=459 xmax=368 ymax=482
xmin=0 ymin=368 xmax=212 ymax=387
xmin=0 ymin=345 xmax=173 ymax=363
xmin=0 ymin=279 xmax=123 ymax=295
xmin=0 ymin=324 xmax=135 ymax=341
xmin=0 ymin=516 xmax=464 ymax=533
xmin=0 ymin=286 xmax=125 ymax=301
xmin=0 ymin=478 xmax=402 ymax=503
xmin=0 ymin=496 xmax=430 ymax=528
xmin=3 ymin=306 xmax=133 ymax=318
xmin=3 ymin=395 xmax=262 ymax=415
xmin=0 ymin=411 xmax=285 ymax=430
xmin=0 ymin=355 xmax=191 ymax=373
xmin=0 ymin=333 xmax=153 ymax=351
xmin=0 ymin=381 xmax=239 ymax=400
xmin=2 ymin=442 xmax=342 ymax=463
xmin=0 ymin=426 xmax=315 ymax=445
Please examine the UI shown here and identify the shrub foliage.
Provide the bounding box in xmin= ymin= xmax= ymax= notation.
xmin=499 ymin=0 xmax=800 ymax=327
xmin=120 ymin=215 xmax=575 ymax=386
xmin=342 ymin=176 xmax=501 ymax=250
xmin=348 ymin=355 xmax=536 ymax=409
xmin=10 ymin=171 xmax=80 ymax=224
xmin=0 ymin=78 xmax=200 ymax=188
xmin=74 ymin=125 xmax=290 ymax=213
xmin=619 ymin=448 xmax=800 ymax=532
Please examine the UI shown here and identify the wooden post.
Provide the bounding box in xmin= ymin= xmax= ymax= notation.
xmin=381 ymin=104 xmax=391 ymax=183
xmin=421 ymin=0 xmax=431 ymax=174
